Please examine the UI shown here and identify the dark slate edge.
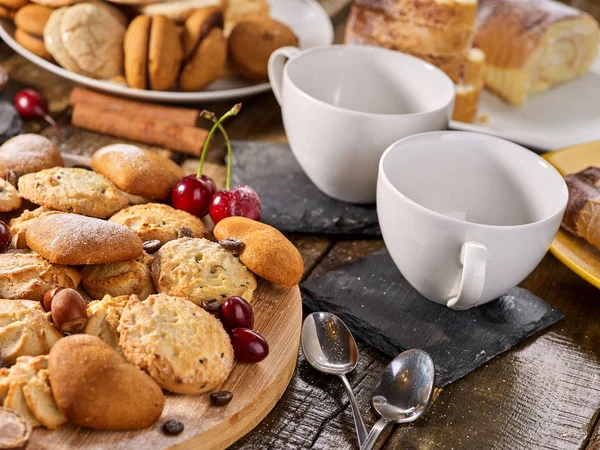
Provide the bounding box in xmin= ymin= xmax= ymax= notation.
xmin=302 ymin=287 xmax=564 ymax=386
xmin=229 ymin=140 xmax=381 ymax=236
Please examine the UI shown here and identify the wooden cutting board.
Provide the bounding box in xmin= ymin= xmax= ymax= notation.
xmin=29 ymin=281 xmax=302 ymax=450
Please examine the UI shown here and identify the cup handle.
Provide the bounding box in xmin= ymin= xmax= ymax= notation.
xmin=446 ymin=242 xmax=487 ymax=310
xmin=268 ymin=46 xmax=299 ymax=106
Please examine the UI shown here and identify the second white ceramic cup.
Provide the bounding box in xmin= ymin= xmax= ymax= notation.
xmin=377 ymin=131 xmax=569 ymax=310
xmin=268 ymin=45 xmax=455 ymax=204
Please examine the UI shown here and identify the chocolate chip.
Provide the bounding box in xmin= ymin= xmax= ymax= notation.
xmin=162 ymin=419 xmax=184 ymax=436
xmin=218 ymin=238 xmax=245 ymax=256
xmin=143 ymin=240 xmax=162 ymax=254
xmin=66 ymin=206 xmax=73 ymax=213
xmin=178 ymin=227 xmax=194 ymax=239
xmin=202 ymin=298 xmax=221 ymax=313
xmin=210 ymin=391 xmax=233 ymax=406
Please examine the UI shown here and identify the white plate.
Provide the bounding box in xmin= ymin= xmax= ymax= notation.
xmin=0 ymin=0 xmax=333 ymax=103
xmin=450 ymin=49 xmax=600 ymax=152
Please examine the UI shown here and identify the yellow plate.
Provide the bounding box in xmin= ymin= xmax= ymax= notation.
xmin=543 ymin=141 xmax=600 ymax=288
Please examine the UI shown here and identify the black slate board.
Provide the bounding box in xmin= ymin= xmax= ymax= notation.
xmin=301 ymin=248 xmax=564 ymax=386
xmin=230 ymin=141 xmax=380 ymax=236
xmin=0 ymin=101 xmax=22 ymax=144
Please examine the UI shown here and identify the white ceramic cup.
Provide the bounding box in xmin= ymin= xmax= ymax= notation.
xmin=268 ymin=45 xmax=455 ymax=204
xmin=377 ymin=131 xmax=568 ymax=310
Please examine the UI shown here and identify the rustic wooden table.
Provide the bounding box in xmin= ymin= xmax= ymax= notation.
xmin=1 ymin=2 xmax=600 ymax=448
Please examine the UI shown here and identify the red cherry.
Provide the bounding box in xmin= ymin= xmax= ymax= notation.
xmin=171 ymin=174 xmax=216 ymax=218
xmin=209 ymin=185 xmax=261 ymax=224
xmin=13 ymin=89 xmax=59 ymax=131
xmin=0 ymin=220 xmax=11 ymax=253
xmin=220 ymin=296 xmax=254 ymax=329
xmin=230 ymin=328 xmax=269 ymax=363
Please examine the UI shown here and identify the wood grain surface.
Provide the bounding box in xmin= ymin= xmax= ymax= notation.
xmin=1 ymin=0 xmax=600 ymax=447
xmin=25 ymin=282 xmax=302 ymax=450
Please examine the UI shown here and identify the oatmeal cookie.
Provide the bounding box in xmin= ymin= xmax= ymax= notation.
xmin=81 ymin=254 xmax=156 ymax=300
xmin=118 ymin=294 xmax=234 ymax=394
xmin=151 ymin=237 xmax=256 ymax=305
xmin=0 ymin=252 xmax=81 ymax=301
xmin=9 ymin=207 xmax=62 ymax=249
xmin=84 ymin=295 xmax=131 ymax=354
xmin=0 ymin=300 xmax=62 ymax=366
xmin=0 ymin=178 xmax=21 ymax=212
xmin=17 ymin=167 xmax=129 ymax=218
xmin=110 ymin=203 xmax=207 ymax=245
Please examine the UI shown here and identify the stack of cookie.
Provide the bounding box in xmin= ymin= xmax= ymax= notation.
xmin=344 ymin=0 xmax=486 ymax=123
xmin=6 ymin=0 xmax=298 ymax=91
xmin=0 ymin=134 xmax=305 ymax=431
xmin=13 ymin=4 xmax=52 ymax=60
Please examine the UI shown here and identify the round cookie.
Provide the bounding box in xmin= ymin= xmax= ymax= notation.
xmin=58 ymin=3 xmax=125 ymax=79
xmin=179 ymin=9 xmax=226 ymax=92
xmin=0 ymin=178 xmax=22 ymax=213
xmin=9 ymin=207 xmax=62 ymax=249
xmin=14 ymin=28 xmax=52 ymax=60
xmin=151 ymin=237 xmax=256 ymax=305
xmin=0 ymin=300 xmax=62 ymax=366
xmin=91 ymin=144 xmax=184 ymax=201
xmin=148 ymin=15 xmax=183 ymax=91
xmin=0 ymin=134 xmax=64 ymax=179
xmin=26 ymin=214 xmax=143 ymax=265
xmin=14 ymin=4 xmax=52 ymax=35
xmin=0 ymin=252 xmax=81 ymax=301
xmin=228 ymin=17 xmax=298 ymax=80
xmin=109 ymin=203 xmax=207 ymax=245
xmin=44 ymin=7 xmax=91 ymax=75
xmin=0 ymin=5 xmax=15 ymax=18
xmin=118 ymin=293 xmax=234 ymax=394
xmin=81 ymin=253 xmax=156 ymax=300
xmin=31 ymin=0 xmax=83 ymax=7
xmin=0 ymin=0 xmax=29 ymax=10
xmin=213 ymin=216 xmax=304 ymax=288
xmin=123 ymin=15 xmax=152 ymax=90
xmin=17 ymin=167 xmax=129 ymax=218
xmin=84 ymin=295 xmax=131 ymax=354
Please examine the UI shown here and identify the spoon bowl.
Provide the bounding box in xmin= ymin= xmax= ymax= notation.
xmin=372 ymin=349 xmax=435 ymax=422
xmin=361 ymin=349 xmax=435 ymax=450
xmin=301 ymin=312 xmax=359 ymax=374
xmin=301 ymin=312 xmax=367 ymax=445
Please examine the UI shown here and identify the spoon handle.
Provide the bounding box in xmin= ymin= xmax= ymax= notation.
xmin=338 ymin=373 xmax=368 ymax=446
xmin=361 ymin=417 xmax=393 ymax=450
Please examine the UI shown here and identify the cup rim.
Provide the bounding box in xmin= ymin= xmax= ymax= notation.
xmin=378 ymin=131 xmax=569 ymax=229
xmin=283 ymin=44 xmax=456 ymax=118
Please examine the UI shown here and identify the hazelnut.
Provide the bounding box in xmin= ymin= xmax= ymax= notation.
xmin=42 ymin=286 xmax=64 ymax=312
xmin=50 ymin=288 xmax=88 ymax=334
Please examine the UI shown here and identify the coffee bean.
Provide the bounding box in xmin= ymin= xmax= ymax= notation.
xmin=218 ymin=238 xmax=245 ymax=256
xmin=178 ymin=227 xmax=194 ymax=239
xmin=210 ymin=391 xmax=233 ymax=406
xmin=143 ymin=240 xmax=162 ymax=254
xmin=162 ymin=419 xmax=184 ymax=436
xmin=202 ymin=298 xmax=221 ymax=313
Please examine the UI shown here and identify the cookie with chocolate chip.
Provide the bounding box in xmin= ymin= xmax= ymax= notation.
xmin=213 ymin=216 xmax=303 ymax=288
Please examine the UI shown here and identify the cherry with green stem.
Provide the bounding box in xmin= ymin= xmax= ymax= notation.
xmin=201 ymin=106 xmax=261 ymax=224
xmin=171 ymin=104 xmax=241 ymax=217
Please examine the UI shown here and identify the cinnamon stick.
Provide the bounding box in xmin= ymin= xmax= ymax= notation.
xmin=69 ymin=87 xmax=200 ymax=127
xmin=72 ymin=103 xmax=208 ymax=156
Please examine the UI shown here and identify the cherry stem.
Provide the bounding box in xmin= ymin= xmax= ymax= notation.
xmin=197 ymin=103 xmax=242 ymax=184
xmin=42 ymin=112 xmax=60 ymax=133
